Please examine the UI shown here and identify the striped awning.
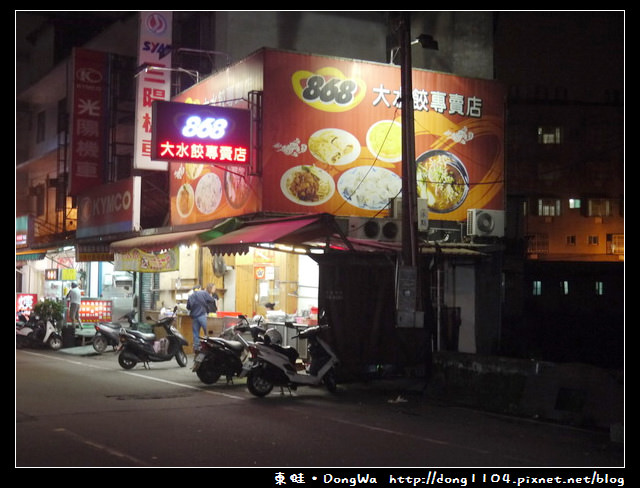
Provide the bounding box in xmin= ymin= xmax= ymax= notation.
xmin=110 ymin=229 xmax=207 ymax=253
xmin=16 ymin=249 xmax=48 ymax=261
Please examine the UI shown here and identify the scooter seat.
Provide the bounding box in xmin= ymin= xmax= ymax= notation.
xmin=126 ymin=330 xmax=155 ymax=341
xmin=271 ymin=344 xmax=299 ymax=363
xmin=210 ymin=337 xmax=245 ymax=352
xmin=102 ymin=323 xmax=124 ymax=330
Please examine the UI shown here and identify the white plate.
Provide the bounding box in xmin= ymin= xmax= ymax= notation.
xmin=280 ymin=165 xmax=335 ymax=206
xmin=308 ymin=128 xmax=361 ymax=166
xmin=195 ymin=172 xmax=223 ymax=214
xmin=337 ymin=166 xmax=402 ymax=210
xmin=365 ymin=120 xmax=402 ymax=163
xmin=175 ymin=183 xmax=195 ymax=218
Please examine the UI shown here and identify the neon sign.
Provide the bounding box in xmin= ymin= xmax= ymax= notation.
xmin=151 ymin=101 xmax=250 ymax=164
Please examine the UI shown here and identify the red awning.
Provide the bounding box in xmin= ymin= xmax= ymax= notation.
xmin=110 ymin=229 xmax=206 ymax=253
xmin=201 ymin=214 xmax=343 ymax=255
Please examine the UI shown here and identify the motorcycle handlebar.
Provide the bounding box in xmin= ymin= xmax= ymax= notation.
xmin=292 ymin=324 xmax=330 ymax=339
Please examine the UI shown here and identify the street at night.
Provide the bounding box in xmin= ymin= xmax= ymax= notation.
xmin=16 ymin=347 xmax=623 ymax=471
xmin=16 ymin=11 xmax=625 ymax=480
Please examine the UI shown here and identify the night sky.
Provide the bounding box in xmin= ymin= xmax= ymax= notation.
xmin=493 ymin=11 xmax=624 ymax=103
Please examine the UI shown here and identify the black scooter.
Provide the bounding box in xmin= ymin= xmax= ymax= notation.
xmin=92 ymin=310 xmax=138 ymax=353
xmin=192 ymin=315 xmax=266 ymax=385
xmin=117 ymin=308 xmax=188 ymax=369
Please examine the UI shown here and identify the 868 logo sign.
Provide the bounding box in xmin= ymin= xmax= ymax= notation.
xmin=292 ymin=67 xmax=366 ymax=112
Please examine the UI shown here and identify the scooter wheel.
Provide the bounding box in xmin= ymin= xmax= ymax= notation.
xmin=247 ymin=370 xmax=273 ymax=397
xmin=92 ymin=334 xmax=108 ymax=353
xmin=175 ymin=349 xmax=188 ymax=367
xmin=118 ymin=352 xmax=137 ymax=369
xmin=48 ymin=335 xmax=63 ymax=351
xmin=196 ymin=363 xmax=222 ymax=384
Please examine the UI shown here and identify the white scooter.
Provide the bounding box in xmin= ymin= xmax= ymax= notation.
xmin=16 ymin=313 xmax=63 ymax=351
xmin=245 ymin=312 xmax=339 ymax=397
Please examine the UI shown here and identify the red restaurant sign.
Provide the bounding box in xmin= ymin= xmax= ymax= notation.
xmin=151 ymin=101 xmax=250 ymax=164
xmin=68 ymin=48 xmax=108 ymax=195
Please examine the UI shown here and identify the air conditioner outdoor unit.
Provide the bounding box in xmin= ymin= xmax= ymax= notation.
xmin=466 ymin=209 xmax=505 ymax=237
xmin=348 ymin=217 xmax=402 ymax=242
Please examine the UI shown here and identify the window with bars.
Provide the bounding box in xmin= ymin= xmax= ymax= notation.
xmin=537 ymin=199 xmax=561 ymax=217
xmin=608 ymin=234 xmax=624 ymax=255
xmin=526 ymin=233 xmax=549 ymax=254
xmin=584 ymin=198 xmax=612 ymax=217
xmin=537 ymin=126 xmax=563 ymax=144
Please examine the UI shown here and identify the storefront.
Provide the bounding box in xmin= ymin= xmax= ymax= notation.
xmin=107 ymin=213 xmax=351 ymax=353
xmin=17 ymin=48 xmax=505 ymax=371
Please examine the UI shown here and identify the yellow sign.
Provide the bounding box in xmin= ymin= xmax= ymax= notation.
xmin=114 ymin=247 xmax=179 ymax=273
xmin=60 ymin=268 xmax=77 ymax=281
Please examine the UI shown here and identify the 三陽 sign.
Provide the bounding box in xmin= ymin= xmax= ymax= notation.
xmin=151 ymin=101 xmax=250 ymax=164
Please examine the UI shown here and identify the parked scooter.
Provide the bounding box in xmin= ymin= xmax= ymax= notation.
xmin=92 ymin=310 xmax=138 ymax=353
xmin=16 ymin=313 xmax=63 ymax=351
xmin=117 ymin=307 xmax=188 ymax=369
xmin=192 ymin=315 xmax=267 ymax=385
xmin=245 ymin=311 xmax=339 ymax=397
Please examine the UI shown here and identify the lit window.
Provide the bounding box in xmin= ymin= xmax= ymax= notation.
xmin=585 ymin=199 xmax=611 ymax=217
xmin=532 ymin=281 xmax=542 ymax=296
xmin=595 ymin=281 xmax=604 ymax=296
xmin=537 ymin=198 xmax=561 ymax=216
xmin=569 ymin=198 xmax=581 ymax=209
xmin=609 ymin=234 xmax=624 ymax=254
xmin=561 ymin=281 xmax=569 ymax=295
xmin=537 ymin=126 xmax=563 ymax=144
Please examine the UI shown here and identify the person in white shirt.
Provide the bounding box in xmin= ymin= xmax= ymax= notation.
xmin=66 ymin=282 xmax=82 ymax=329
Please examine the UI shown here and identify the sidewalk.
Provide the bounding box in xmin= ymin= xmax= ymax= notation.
xmin=58 ymin=344 xmax=99 ymax=356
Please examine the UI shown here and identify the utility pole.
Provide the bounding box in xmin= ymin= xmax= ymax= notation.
xmin=399 ymin=12 xmax=418 ymax=269
xmin=395 ymin=12 xmax=421 ymax=328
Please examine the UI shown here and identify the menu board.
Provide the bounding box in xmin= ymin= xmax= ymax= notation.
xmin=69 ymin=299 xmax=113 ymax=324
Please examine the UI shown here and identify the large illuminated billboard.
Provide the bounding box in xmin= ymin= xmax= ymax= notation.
xmin=167 ymin=49 xmax=504 ymax=226
xmin=151 ymin=101 xmax=251 ymax=165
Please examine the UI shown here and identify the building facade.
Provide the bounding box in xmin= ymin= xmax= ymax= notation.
xmin=16 ymin=11 xmax=623 ymax=371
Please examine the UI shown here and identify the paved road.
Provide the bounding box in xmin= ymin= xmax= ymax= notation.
xmin=15 ymin=348 xmax=624 ymax=473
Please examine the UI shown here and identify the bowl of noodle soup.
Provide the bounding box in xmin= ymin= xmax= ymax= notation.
xmin=416 ymin=150 xmax=469 ymax=213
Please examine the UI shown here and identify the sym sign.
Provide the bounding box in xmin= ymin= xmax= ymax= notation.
xmin=151 ymin=101 xmax=251 ymax=164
